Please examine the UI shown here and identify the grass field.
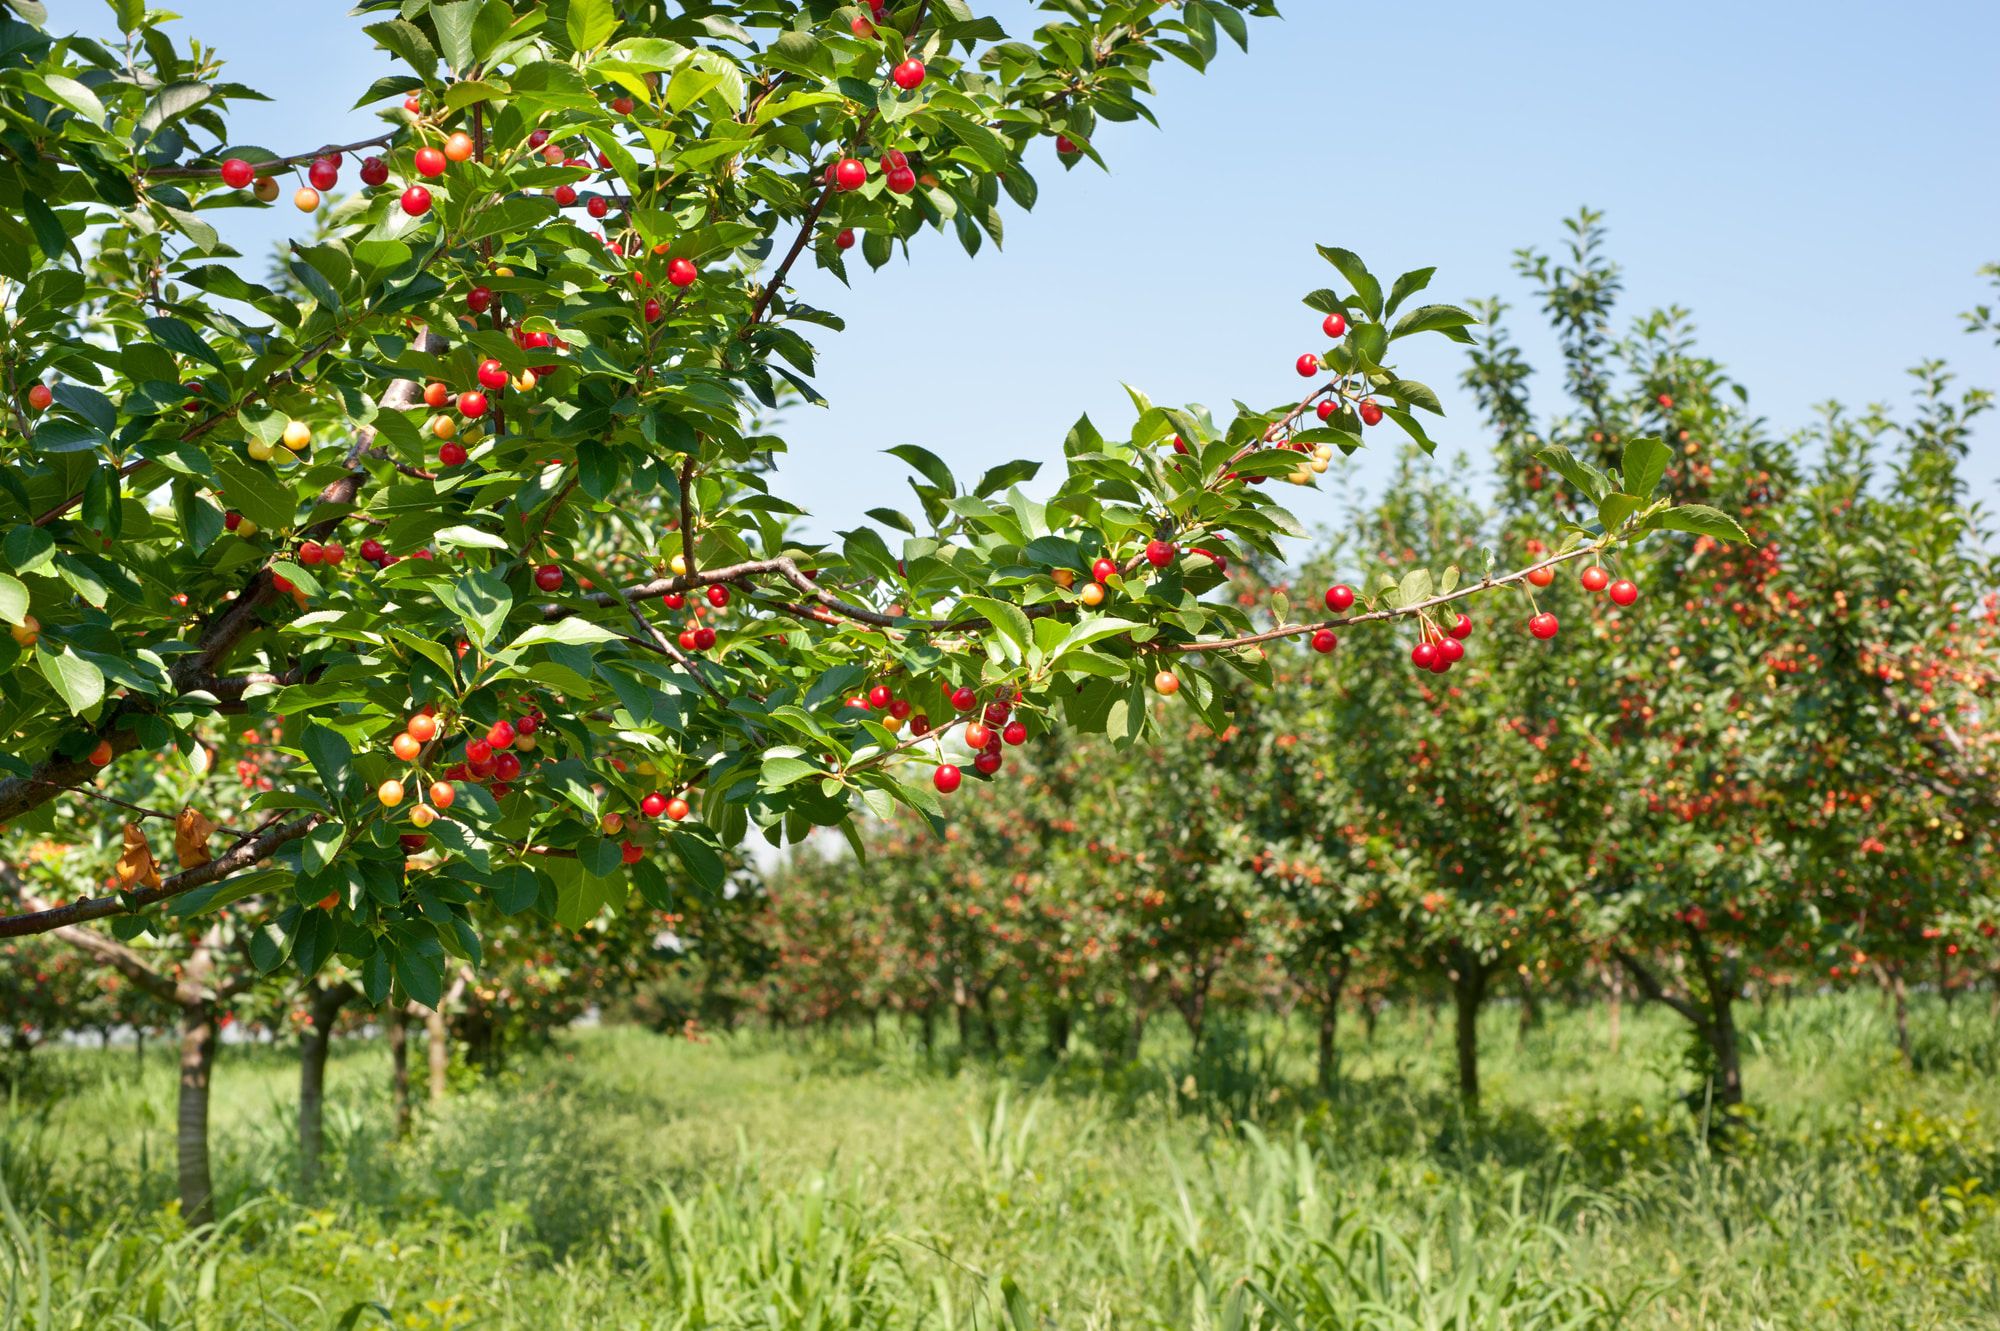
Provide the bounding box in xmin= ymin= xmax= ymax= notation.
xmin=5 ymin=991 xmax=2000 ymax=1328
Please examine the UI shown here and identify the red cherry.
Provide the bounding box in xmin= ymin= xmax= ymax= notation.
xmin=465 ymin=739 xmax=493 ymax=765
xmin=1323 ymin=584 xmax=1355 ymax=612
xmin=835 ymin=227 xmax=856 ymax=250
xmin=586 ymin=195 xmax=610 ymax=219
xmin=1316 ymin=400 xmax=1337 ymax=422
xmin=1144 ymin=539 xmax=1175 ymax=568
xmin=950 ymin=687 xmax=977 ymax=712
xmin=643 ymin=299 xmax=663 ymax=322
xmin=868 ymin=684 xmax=894 ymax=710
xmin=963 ymin=722 xmax=992 ymax=749
xmin=933 ymin=764 xmax=962 ymax=794
xmin=1055 ymin=134 xmax=1078 ymax=156
xmin=621 ymin=841 xmax=644 ymax=865
xmin=359 ymin=155 xmax=389 ymax=186
xmin=1580 ymin=565 xmax=1610 ymax=592
xmin=466 ymin=285 xmax=493 ymax=315
xmin=534 ymin=565 xmax=563 ymax=592
xmin=1527 ymin=565 xmax=1554 ymax=588
xmin=400 ymin=833 xmax=429 ymax=853
xmin=834 ymin=157 xmax=867 ymax=191
xmin=26 ymin=383 xmax=53 ymax=412
xmin=219 ymin=157 xmax=255 ymax=189
xmin=1438 ymin=637 xmax=1465 ymax=663
xmin=400 ymin=185 xmax=432 ymax=216
xmin=665 ymin=796 xmax=690 ymax=821
xmin=974 ymin=750 xmax=1002 ymax=776
xmin=299 ymin=541 xmax=325 ymax=565
xmin=662 ymin=591 xmax=686 ymax=610
xmin=359 ymin=538 xmax=386 ymax=562
xmin=1322 ymin=312 xmax=1347 ymax=339
xmin=706 ymin=585 xmax=730 ymax=608
xmin=424 ymin=382 xmax=450 ymax=409
xmin=1310 ymin=628 xmax=1337 ymax=654
xmin=851 ymin=15 xmax=877 ymax=37
xmin=642 ymin=793 xmax=669 ymax=818
xmin=692 ymin=626 xmax=716 ymax=650
xmin=271 ymin=572 xmax=296 ymax=595
xmin=414 ymin=147 xmax=447 ymax=178
xmin=1091 ymin=557 xmax=1118 ymax=583
xmin=478 ymin=359 xmax=507 ymax=390
xmin=494 ymin=751 xmax=522 ymax=782
xmin=982 ymin=700 xmax=1011 ymax=726
xmin=439 ymin=442 xmax=468 ymax=467
xmin=487 ymin=720 xmax=516 ymax=750
xmin=1295 ymin=353 xmax=1320 ymax=378
xmin=679 ymin=628 xmax=699 ymax=651
xmin=1358 ymin=399 xmax=1383 ymax=426
xmin=892 ymin=59 xmax=926 ymax=90
xmin=553 ymin=184 xmax=577 ymax=206
xmin=668 ymin=258 xmax=697 ymax=288
xmin=1411 ymin=642 xmax=1438 ymax=670
xmin=458 ymin=391 xmax=488 ymax=418
xmin=611 ymin=95 xmax=636 ymax=116
xmin=322 ymin=543 xmax=346 ymax=565
xmin=911 ymin=714 xmax=932 ymax=737
xmin=1002 ymin=720 xmax=1027 ymax=746
xmin=885 ymin=166 xmax=917 ymax=194
xmin=1447 ymin=613 xmax=1472 ymax=640
xmin=308 ymin=156 xmax=339 ymax=190
xmin=1608 ymin=578 xmax=1639 ymax=607
xmin=1529 ymin=612 xmax=1560 ymax=640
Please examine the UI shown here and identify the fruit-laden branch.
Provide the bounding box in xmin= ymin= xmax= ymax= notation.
xmin=0 ymin=812 xmax=318 ymax=939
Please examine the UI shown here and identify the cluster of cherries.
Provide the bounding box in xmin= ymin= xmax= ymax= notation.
xmin=218 ymin=134 xmax=469 ymax=217
xmin=1410 ymin=611 xmax=1475 ymax=672
xmin=1295 ymin=313 xmax=1384 ymax=426
xmin=928 ymin=689 xmax=1030 ymax=792
xmin=661 ymin=581 xmax=731 ymax=653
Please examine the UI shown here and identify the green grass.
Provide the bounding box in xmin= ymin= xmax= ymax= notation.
xmin=6 ymin=991 xmax=2000 ymax=1328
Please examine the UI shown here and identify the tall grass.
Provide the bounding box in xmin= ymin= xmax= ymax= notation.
xmin=3 ymin=991 xmax=1999 ymax=1327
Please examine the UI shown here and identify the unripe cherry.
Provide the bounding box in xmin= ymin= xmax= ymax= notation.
xmin=377 ymin=778 xmax=405 ymax=807
xmin=26 ymin=383 xmax=52 ymax=412
xmin=443 ymin=131 xmax=475 ymax=162
xmin=1153 ymin=670 xmax=1180 ymax=695
xmin=406 ymin=713 xmax=439 ymax=743
xmin=430 ymin=780 xmax=456 ymax=809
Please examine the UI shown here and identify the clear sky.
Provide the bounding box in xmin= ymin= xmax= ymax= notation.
xmin=88 ymin=2 xmax=2000 ymax=535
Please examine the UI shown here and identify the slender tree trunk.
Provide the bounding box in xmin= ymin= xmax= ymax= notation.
xmin=1045 ymin=1007 xmax=1072 ymax=1057
xmin=1606 ymin=968 xmax=1623 ymax=1056
xmin=1126 ymin=999 xmax=1151 ymax=1062
xmin=919 ymin=1006 xmax=936 ymax=1055
xmin=1316 ymin=963 xmax=1349 ymax=1093
xmin=388 ymin=1008 xmax=412 ymax=1138
xmin=298 ymin=984 xmax=349 ymax=1187
xmin=425 ymin=1006 xmax=449 ymax=1102
xmin=1179 ymin=969 xmax=1212 ymax=1053
xmin=1516 ymin=970 xmax=1539 ymax=1047
xmin=1890 ymin=967 xmax=1913 ymax=1067
xmin=177 ymin=1000 xmax=219 ymax=1228
xmin=134 ymin=1027 xmax=146 ymax=1072
xmin=1451 ymin=960 xmax=1487 ymax=1112
xmin=1361 ymin=997 xmax=1378 ymax=1045
xmin=1691 ymin=935 xmax=1745 ymax=1115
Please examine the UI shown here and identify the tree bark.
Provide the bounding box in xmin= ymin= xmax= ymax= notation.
xmin=1126 ymin=1000 xmax=1150 ymax=1062
xmin=1451 ymin=959 xmax=1488 ymax=1112
xmin=1606 ymin=967 xmax=1623 ymax=1056
xmin=1315 ymin=961 xmax=1349 ymax=1093
xmin=1888 ymin=966 xmax=1913 ymax=1067
xmin=1045 ymin=1006 xmax=1072 ymax=1057
xmin=388 ymin=1007 xmax=412 ymax=1137
xmin=298 ymin=983 xmax=350 ymax=1187
xmin=177 ymin=999 xmax=219 ymax=1228
xmin=425 ymin=1005 xmax=449 ymax=1102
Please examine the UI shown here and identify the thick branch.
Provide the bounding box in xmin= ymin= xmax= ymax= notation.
xmin=1612 ymin=946 xmax=1707 ymax=1030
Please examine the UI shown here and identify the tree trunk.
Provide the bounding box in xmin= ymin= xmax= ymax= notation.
xmin=1704 ymin=987 xmax=1744 ymax=1113
xmin=1316 ymin=963 xmax=1348 ymax=1093
xmin=1889 ymin=967 xmax=1913 ymax=1067
xmin=1451 ymin=960 xmax=1487 ymax=1112
xmin=388 ymin=1008 xmax=412 ymax=1138
xmin=298 ymin=984 xmax=349 ymax=1187
xmin=1178 ymin=969 xmax=1212 ymax=1053
xmin=425 ymin=1006 xmax=449 ymax=1102
xmin=1126 ymin=1001 xmax=1150 ymax=1062
xmin=177 ymin=1000 xmax=219 ymax=1228
xmin=134 ymin=1027 xmax=146 ymax=1072
xmin=1045 ymin=1007 xmax=1072 ymax=1057
xmin=1606 ymin=968 xmax=1623 ymax=1056
xmin=1516 ymin=970 xmax=1538 ymax=1047
xmin=919 ymin=1006 xmax=936 ymax=1055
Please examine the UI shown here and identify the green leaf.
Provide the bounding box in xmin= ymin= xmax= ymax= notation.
xmin=566 ymin=0 xmax=618 ymax=51
xmin=429 ymin=0 xmax=481 ymax=71
xmin=1390 ymin=303 xmax=1479 ymax=344
xmin=365 ymin=20 xmax=438 ymax=80
xmin=1315 ymin=246 xmax=1382 ymax=320
xmin=1596 ymin=491 xmax=1642 ymax=534
xmin=392 ymin=943 xmax=443 ymax=1008
xmin=885 ymin=443 xmax=956 ymax=495
xmin=504 ymin=618 xmax=624 ymax=651
xmin=761 ymin=755 xmax=823 ymax=789
xmin=138 ymin=80 xmax=212 ymax=133
xmin=961 ymin=596 xmax=1032 ymax=658
xmin=440 ymin=570 xmax=512 ymax=648
xmin=0 ymin=572 xmax=26 ymax=626
xmin=1647 ymin=503 xmax=1751 ymax=543
xmin=1535 ymin=446 xmax=1610 ymax=503
xmin=37 ymin=646 xmax=104 ymax=714
xmin=210 ymin=458 xmax=296 ymax=532
xmin=303 ymin=724 xmax=353 ymax=802
xmin=1384 ymin=379 xmax=1442 ymax=415
xmin=1384 ymin=266 xmax=1435 ymax=316
xmin=1621 ymin=436 xmax=1671 ymax=498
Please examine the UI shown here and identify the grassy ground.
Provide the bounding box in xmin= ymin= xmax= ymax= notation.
xmin=5 ymin=991 xmax=2000 ymax=1328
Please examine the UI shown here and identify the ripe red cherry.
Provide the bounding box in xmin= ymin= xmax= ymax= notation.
xmin=220 ymin=157 xmax=254 ymax=188
xmin=679 ymin=628 xmax=700 ymax=651
xmin=881 ymin=148 xmax=908 ymax=170
xmin=1580 ymin=565 xmax=1610 ymax=592
xmin=933 ymin=764 xmax=962 ymax=794
xmin=359 ymin=538 xmax=386 ymax=562
xmin=834 ymin=156 xmax=867 ymax=191
xmin=1322 ymin=312 xmax=1347 ymax=339
xmin=400 ymin=833 xmax=429 ymax=853
xmin=983 ymin=699 xmax=1011 ymax=725
xmin=400 ymin=185 xmax=432 ymax=216
xmin=1055 ymin=134 xmax=1078 ymax=156
xmin=642 ymin=793 xmax=669 ymax=818
xmin=487 ymin=719 xmax=516 ymax=750
xmin=1145 ymin=539 xmax=1175 ymax=568
xmin=586 ymin=195 xmax=610 ymax=219
xmin=466 ymin=285 xmax=493 ymax=315
xmin=1091 ymin=557 xmax=1118 ymax=583
xmin=611 ymin=95 xmax=636 ymax=116
xmin=1411 ymin=642 xmax=1438 ymax=670
xmin=639 ymin=298 xmax=661 ymax=323
xmin=1002 ymin=720 xmax=1027 ymax=746
xmin=424 ymin=381 xmax=450 ymax=409
xmin=1438 ymin=637 xmax=1465 ymax=663
xmin=414 ymin=147 xmax=448 ymax=178
xmin=534 ymin=565 xmax=563 ymax=592
xmin=974 ymin=750 xmax=1002 ymax=776
xmin=465 ymin=739 xmax=493 ymax=765
xmin=950 ymin=687 xmax=977 ymax=712
xmin=835 ymin=227 xmax=856 ymax=250
xmin=359 ymin=155 xmax=389 ymax=186
xmin=884 ymin=699 xmax=912 ymax=721
xmin=867 ymin=684 xmax=894 ymax=709
xmin=322 ymin=543 xmax=346 ymax=565
xmin=705 ymin=585 xmax=730 ymax=608
xmin=1324 ymin=584 xmax=1355 ymax=612
xmin=439 ymin=442 xmax=468 ymax=467
xmin=885 ymin=166 xmax=917 ymax=194
xmin=1358 ymin=399 xmax=1384 ymax=426
xmin=1295 ymin=353 xmax=1320 ymax=378
xmin=662 ymin=591 xmax=685 ymax=610
xmin=553 ymin=184 xmax=577 ymax=206
xmin=458 ymin=391 xmax=488 ymax=418
xmin=692 ymin=626 xmax=716 ymax=650
xmin=1608 ymin=578 xmax=1639 ymax=607
xmin=1529 ymin=612 xmax=1560 ymax=640
xmin=1526 ymin=565 xmax=1554 ymax=588
xmin=911 ymin=714 xmax=932 ymax=737
xmin=892 ymin=59 xmax=926 ymax=90
xmin=308 ymin=156 xmax=339 ymax=190
xmin=621 ymin=841 xmax=644 ymax=865
xmin=1310 ymin=628 xmax=1337 ymax=653
xmin=1447 ymin=613 xmax=1472 ymax=640
xmin=299 ymin=541 xmax=325 ymax=565
xmin=26 ymin=383 xmax=52 ymax=411
xmin=494 ymin=751 xmax=523 ymax=781
xmin=478 ymin=359 xmax=507 ymax=390
xmin=851 ymin=15 xmax=877 ymax=37
xmin=963 ymin=722 xmax=992 ymax=749
xmin=668 ymin=258 xmax=697 ymax=288
xmin=1316 ymin=400 xmax=1337 ymax=422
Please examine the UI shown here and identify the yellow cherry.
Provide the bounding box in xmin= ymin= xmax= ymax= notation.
xmin=282 ymin=419 xmax=311 ymax=451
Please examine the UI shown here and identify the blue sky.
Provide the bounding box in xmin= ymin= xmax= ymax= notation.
xmin=93 ymin=2 xmax=2000 ymax=535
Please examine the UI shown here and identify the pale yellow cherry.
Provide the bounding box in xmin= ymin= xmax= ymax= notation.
xmin=409 ymin=802 xmax=437 ymax=828
xmin=247 ymin=437 xmax=276 ymax=461
xmin=431 ymin=414 xmax=457 ymax=440
xmin=282 ymin=419 xmax=311 ymax=451
xmin=669 ymin=552 xmax=688 ymax=576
